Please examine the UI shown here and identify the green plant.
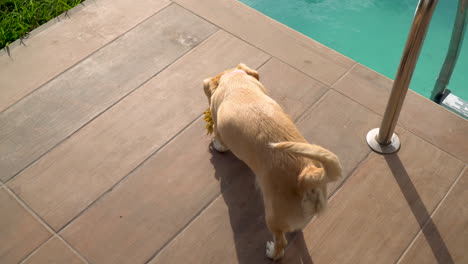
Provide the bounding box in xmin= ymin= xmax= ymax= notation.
xmin=0 ymin=0 xmax=84 ymax=50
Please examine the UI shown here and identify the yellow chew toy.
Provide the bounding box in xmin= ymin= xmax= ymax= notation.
xmin=204 ymin=108 xmax=214 ymax=135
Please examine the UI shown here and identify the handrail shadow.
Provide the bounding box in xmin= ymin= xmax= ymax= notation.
xmin=384 ymin=154 xmax=454 ymax=264
xmin=209 ymin=146 xmax=313 ymax=264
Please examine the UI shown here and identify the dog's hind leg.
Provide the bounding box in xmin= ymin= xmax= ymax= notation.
xmin=212 ymin=138 xmax=229 ymax=152
xmin=265 ymin=213 xmax=287 ymax=260
xmin=211 ymin=125 xmax=229 ymax=152
xmin=266 ymin=229 xmax=287 ymax=260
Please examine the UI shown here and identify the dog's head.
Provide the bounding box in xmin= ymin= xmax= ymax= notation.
xmin=203 ymin=63 xmax=260 ymax=104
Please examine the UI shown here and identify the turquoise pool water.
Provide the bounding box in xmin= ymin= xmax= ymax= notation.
xmin=240 ymin=0 xmax=467 ymax=100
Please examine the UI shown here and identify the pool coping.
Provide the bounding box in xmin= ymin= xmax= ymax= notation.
xmin=174 ymin=0 xmax=468 ymax=163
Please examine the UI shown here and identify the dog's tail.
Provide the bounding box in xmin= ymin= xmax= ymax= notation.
xmin=269 ymin=142 xmax=342 ymax=189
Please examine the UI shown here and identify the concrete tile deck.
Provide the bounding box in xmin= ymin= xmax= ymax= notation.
xmin=0 ymin=0 xmax=467 ymax=263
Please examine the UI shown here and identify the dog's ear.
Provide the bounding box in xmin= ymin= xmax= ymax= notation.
xmin=203 ymin=78 xmax=212 ymax=98
xmin=203 ymin=77 xmax=219 ymax=98
xmin=237 ymin=63 xmax=259 ymax=80
xmin=203 ymin=76 xmax=222 ymax=105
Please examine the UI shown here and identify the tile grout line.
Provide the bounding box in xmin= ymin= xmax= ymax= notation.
xmin=329 ymin=62 xmax=466 ymax=124
xmin=56 ymin=114 xmax=204 ymax=233
xmin=394 ymin=165 xmax=467 ymax=264
xmin=143 ymin=186 xmax=225 ymax=264
xmin=4 ymin=185 xmax=91 ymax=263
xmin=294 ymin=61 xmax=358 ymax=123
xmin=330 ymin=62 xmax=359 ymax=87
xmin=331 ymin=88 xmax=383 ymax=117
xmin=326 ymin=65 xmax=385 ymax=118
xmin=257 ymin=55 xmax=274 ymax=70
xmin=295 ymin=89 xmax=331 ymax=123
xmin=329 ymin=149 xmax=372 ymax=200
xmin=2 ymin=185 xmax=65 ymax=263
xmin=397 ymin=126 xmax=466 ymax=165
xmin=55 ymin=234 xmax=92 ymax=264
xmin=54 ymin=113 xmax=203 ymax=260
xmin=56 ymin=115 xmax=211 ymax=260
xmin=3 ymin=185 xmax=55 ymax=234
xmin=173 ymin=0 xmax=352 ymax=67
xmin=17 ymin=233 xmax=91 ymax=264
xmin=174 ymin=3 xmax=275 ymax=75
xmin=330 ymin=83 xmax=467 ymax=165
xmin=395 ymin=127 xmax=466 ymax=165
xmin=4 ymin=26 xmax=221 ymax=184
xmin=17 ymin=234 xmax=55 ymax=264
xmin=171 ymin=2 xmax=353 ymax=89
xmin=356 ymin=58 xmax=466 ymax=120
xmin=0 ymin=1 xmax=173 ymax=115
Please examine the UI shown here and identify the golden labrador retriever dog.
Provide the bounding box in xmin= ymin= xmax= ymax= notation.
xmin=203 ymin=63 xmax=342 ymax=260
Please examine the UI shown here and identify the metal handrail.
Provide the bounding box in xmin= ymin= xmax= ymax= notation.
xmin=367 ymin=0 xmax=438 ymax=154
xmin=431 ymin=0 xmax=467 ymax=103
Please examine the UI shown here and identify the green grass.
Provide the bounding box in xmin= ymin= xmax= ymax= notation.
xmin=0 ymin=0 xmax=84 ymax=50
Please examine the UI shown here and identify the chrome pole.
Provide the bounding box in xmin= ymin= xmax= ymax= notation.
xmin=367 ymin=0 xmax=438 ymax=154
xmin=431 ymin=0 xmax=468 ymax=103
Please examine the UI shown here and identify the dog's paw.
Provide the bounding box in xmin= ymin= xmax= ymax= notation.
xmin=212 ymin=139 xmax=229 ymax=153
xmin=266 ymin=241 xmax=275 ymax=259
xmin=266 ymin=240 xmax=285 ymax=260
xmin=266 ymin=241 xmax=284 ymax=260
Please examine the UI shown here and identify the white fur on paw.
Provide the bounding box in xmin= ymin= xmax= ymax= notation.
xmin=212 ymin=139 xmax=229 ymax=152
xmin=266 ymin=241 xmax=275 ymax=259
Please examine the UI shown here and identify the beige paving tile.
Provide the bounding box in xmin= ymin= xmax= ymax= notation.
xmin=9 ymin=31 xmax=269 ymax=231
xmin=332 ymin=64 xmax=393 ymax=113
xmin=0 ymin=188 xmax=51 ymax=264
xmin=148 ymin=91 xmax=381 ymax=264
xmin=0 ymin=0 xmax=171 ymax=112
xmin=59 ymin=57 xmax=326 ymax=264
xmin=333 ymin=64 xmax=468 ymax=163
xmin=0 ymin=4 xmax=217 ymax=182
xmin=174 ymin=0 xmax=355 ymax=85
xmin=23 ymin=236 xmax=84 ymax=264
xmin=282 ymin=129 xmax=465 ymax=264
xmin=258 ymin=58 xmax=328 ymax=120
xmin=399 ymin=167 xmax=468 ymax=264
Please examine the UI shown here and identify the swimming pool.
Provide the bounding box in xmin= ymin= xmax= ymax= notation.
xmin=240 ymin=0 xmax=467 ymax=101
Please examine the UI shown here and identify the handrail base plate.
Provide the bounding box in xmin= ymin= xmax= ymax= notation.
xmin=366 ymin=128 xmax=401 ymax=154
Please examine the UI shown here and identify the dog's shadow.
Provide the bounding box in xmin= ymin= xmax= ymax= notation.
xmin=209 ymin=146 xmax=314 ymax=264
